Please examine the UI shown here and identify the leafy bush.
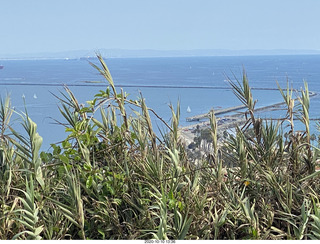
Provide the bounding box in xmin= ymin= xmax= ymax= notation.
xmin=0 ymin=55 xmax=319 ymax=240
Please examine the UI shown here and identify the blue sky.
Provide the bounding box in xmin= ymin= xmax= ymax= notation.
xmin=1 ymin=0 xmax=320 ymax=55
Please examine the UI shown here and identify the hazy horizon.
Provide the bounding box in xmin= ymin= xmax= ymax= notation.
xmin=1 ymin=0 xmax=320 ymax=58
xmin=1 ymin=48 xmax=320 ymax=60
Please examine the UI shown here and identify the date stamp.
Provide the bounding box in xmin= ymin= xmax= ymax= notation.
xmin=144 ymin=240 xmax=176 ymax=244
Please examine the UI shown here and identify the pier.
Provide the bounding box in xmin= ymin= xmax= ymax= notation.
xmin=186 ymin=91 xmax=317 ymax=122
xmin=180 ymin=90 xmax=318 ymax=147
xmin=186 ymin=105 xmax=246 ymax=122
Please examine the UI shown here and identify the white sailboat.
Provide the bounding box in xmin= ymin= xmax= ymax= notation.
xmin=187 ymin=106 xmax=191 ymax=113
xmin=33 ymin=94 xmax=37 ymax=99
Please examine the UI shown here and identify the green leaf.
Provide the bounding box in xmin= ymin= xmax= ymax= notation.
xmin=83 ymin=163 xmax=92 ymax=171
xmin=86 ymin=175 xmax=93 ymax=188
xmin=59 ymin=154 xmax=69 ymax=164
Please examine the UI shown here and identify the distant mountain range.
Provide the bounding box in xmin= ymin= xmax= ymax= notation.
xmin=1 ymin=48 xmax=320 ymax=59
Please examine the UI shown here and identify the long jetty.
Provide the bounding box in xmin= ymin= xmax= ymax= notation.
xmin=186 ymin=105 xmax=246 ymax=122
xmin=186 ymin=91 xmax=317 ymax=122
xmin=180 ymin=91 xmax=318 ymax=147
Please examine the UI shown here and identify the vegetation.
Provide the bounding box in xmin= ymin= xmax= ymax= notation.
xmin=0 ymin=55 xmax=320 ymax=240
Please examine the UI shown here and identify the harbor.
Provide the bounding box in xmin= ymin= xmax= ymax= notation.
xmin=186 ymin=104 xmax=246 ymax=122
xmin=179 ymin=90 xmax=318 ymax=146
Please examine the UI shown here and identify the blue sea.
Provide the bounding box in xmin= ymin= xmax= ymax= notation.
xmin=1 ymin=55 xmax=320 ymax=150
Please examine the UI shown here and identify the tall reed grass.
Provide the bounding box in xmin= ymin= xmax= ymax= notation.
xmin=0 ymin=55 xmax=319 ymax=239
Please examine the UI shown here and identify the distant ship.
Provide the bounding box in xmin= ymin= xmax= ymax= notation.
xmin=0 ymin=65 xmax=4 ymax=69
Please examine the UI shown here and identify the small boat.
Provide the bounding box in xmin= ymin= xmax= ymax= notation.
xmin=187 ymin=106 xmax=191 ymax=113
xmin=0 ymin=65 xmax=4 ymax=69
xmin=33 ymin=94 xmax=37 ymax=99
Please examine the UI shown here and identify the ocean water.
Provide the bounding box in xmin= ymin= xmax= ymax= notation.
xmin=1 ymin=55 xmax=320 ymax=150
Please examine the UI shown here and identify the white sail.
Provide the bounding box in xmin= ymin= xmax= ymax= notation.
xmin=187 ymin=106 xmax=191 ymax=113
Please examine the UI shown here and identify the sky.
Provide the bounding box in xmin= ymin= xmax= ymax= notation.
xmin=1 ymin=0 xmax=320 ymax=56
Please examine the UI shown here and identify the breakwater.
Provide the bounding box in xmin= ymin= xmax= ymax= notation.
xmin=179 ymin=91 xmax=318 ymax=145
xmin=186 ymin=105 xmax=246 ymax=122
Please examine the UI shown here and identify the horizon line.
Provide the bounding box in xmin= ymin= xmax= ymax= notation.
xmin=1 ymin=48 xmax=320 ymax=60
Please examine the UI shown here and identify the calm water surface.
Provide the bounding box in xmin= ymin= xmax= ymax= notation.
xmin=1 ymin=55 xmax=320 ymax=150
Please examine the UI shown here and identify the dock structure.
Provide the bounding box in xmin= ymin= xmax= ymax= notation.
xmin=185 ymin=90 xmax=317 ymax=122
xmin=186 ymin=105 xmax=246 ymax=122
xmin=180 ymin=90 xmax=318 ymax=148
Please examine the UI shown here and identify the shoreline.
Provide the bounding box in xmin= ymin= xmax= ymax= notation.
xmin=179 ymin=91 xmax=318 ymax=146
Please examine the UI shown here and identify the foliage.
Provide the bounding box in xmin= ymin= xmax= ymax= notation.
xmin=0 ymin=55 xmax=320 ymax=239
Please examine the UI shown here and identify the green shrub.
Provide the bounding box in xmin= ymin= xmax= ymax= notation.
xmin=0 ymin=55 xmax=319 ymax=240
